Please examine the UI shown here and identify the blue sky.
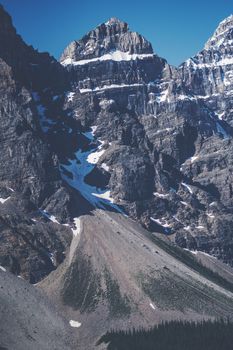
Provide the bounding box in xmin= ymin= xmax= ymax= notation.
xmin=0 ymin=0 xmax=232 ymax=66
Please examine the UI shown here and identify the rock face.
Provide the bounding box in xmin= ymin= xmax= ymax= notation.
xmin=60 ymin=17 xmax=153 ymax=63
xmin=0 ymin=5 xmax=76 ymax=283
xmin=61 ymin=17 xmax=165 ymax=92
xmin=59 ymin=15 xmax=233 ymax=266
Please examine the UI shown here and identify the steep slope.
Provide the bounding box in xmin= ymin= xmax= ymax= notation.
xmin=40 ymin=209 xmax=233 ymax=349
xmin=0 ymin=267 xmax=75 ymax=350
xmin=60 ymin=16 xmax=233 ymax=265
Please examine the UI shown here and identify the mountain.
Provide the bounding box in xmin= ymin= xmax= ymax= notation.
xmin=60 ymin=15 xmax=233 ymax=266
xmin=1 ymin=5 xmax=233 ymax=349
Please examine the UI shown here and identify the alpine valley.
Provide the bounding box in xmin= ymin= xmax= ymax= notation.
xmin=1 ymin=5 xmax=233 ymax=350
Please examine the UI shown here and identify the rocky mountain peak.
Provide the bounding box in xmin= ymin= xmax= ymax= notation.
xmin=60 ymin=17 xmax=153 ymax=65
xmin=0 ymin=4 xmax=18 ymax=41
xmin=105 ymin=17 xmax=128 ymax=27
xmin=205 ymin=14 xmax=233 ymax=50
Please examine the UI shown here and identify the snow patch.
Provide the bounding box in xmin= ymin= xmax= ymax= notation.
xmin=155 ymin=127 xmax=172 ymax=135
xmin=87 ymin=141 xmax=106 ymax=164
xmin=60 ymin=128 xmax=122 ymax=212
xmin=0 ymin=197 xmax=10 ymax=204
xmin=93 ymin=190 xmax=114 ymax=203
xmin=69 ymin=320 xmax=81 ymax=328
xmin=61 ymin=50 xmax=154 ymax=66
xmin=101 ymin=163 xmax=110 ymax=172
xmin=190 ymin=156 xmax=199 ymax=163
xmin=72 ymin=218 xmax=81 ymax=237
xmin=180 ymin=201 xmax=189 ymax=207
xmin=32 ymin=92 xmax=56 ymax=133
xmin=188 ymin=57 xmax=233 ymax=69
xmin=150 ymin=217 xmax=171 ymax=228
xmin=99 ymin=99 xmax=115 ymax=108
xmin=0 ymin=266 xmax=6 ymax=272
xmin=150 ymin=303 xmax=156 ymax=310
xmin=40 ymin=210 xmax=60 ymax=224
xmin=185 ymin=249 xmax=216 ymax=259
xmin=83 ymin=126 xmax=97 ymax=141
xmin=153 ymin=192 xmax=169 ymax=199
xmin=66 ymin=92 xmax=75 ymax=102
xmin=181 ymin=182 xmax=193 ymax=194
xmin=79 ymin=83 xmax=144 ymax=94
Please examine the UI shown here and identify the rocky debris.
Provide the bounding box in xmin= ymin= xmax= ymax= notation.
xmin=40 ymin=210 xmax=233 ymax=350
xmin=0 ymin=269 xmax=75 ymax=350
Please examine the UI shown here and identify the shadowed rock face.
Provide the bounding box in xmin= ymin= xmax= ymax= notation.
xmin=59 ymin=14 xmax=233 ymax=265
xmin=0 ymin=5 xmax=74 ymax=283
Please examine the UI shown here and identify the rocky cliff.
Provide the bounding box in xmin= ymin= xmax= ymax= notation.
xmin=0 ymin=4 xmax=76 ymax=283
xmin=59 ymin=15 xmax=233 ymax=266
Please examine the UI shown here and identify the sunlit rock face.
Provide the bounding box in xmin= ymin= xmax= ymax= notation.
xmin=59 ymin=15 xmax=233 ymax=265
xmin=181 ymin=15 xmax=233 ymax=126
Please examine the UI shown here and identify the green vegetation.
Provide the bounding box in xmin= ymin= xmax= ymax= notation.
xmin=61 ymin=256 xmax=131 ymax=316
xmin=149 ymin=234 xmax=233 ymax=293
xmin=97 ymin=319 xmax=233 ymax=350
xmin=105 ymin=270 xmax=131 ymax=318
xmin=61 ymin=253 xmax=102 ymax=312
xmin=136 ymin=268 xmax=233 ymax=315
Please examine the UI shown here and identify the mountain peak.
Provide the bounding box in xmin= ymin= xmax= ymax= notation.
xmin=60 ymin=18 xmax=153 ymax=64
xmin=219 ymin=14 xmax=233 ymax=26
xmin=205 ymin=14 xmax=233 ymax=50
xmin=105 ymin=17 xmax=126 ymax=26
